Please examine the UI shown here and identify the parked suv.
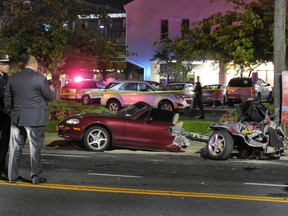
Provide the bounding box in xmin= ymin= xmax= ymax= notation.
xmin=226 ymin=77 xmax=273 ymax=107
xmin=60 ymin=79 xmax=105 ymax=105
xmin=101 ymin=80 xmax=193 ymax=113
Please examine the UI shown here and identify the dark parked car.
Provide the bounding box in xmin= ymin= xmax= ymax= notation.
xmin=202 ymin=84 xmax=226 ymax=105
xmin=165 ymin=82 xmax=195 ymax=97
xmin=58 ymin=101 xmax=188 ymax=152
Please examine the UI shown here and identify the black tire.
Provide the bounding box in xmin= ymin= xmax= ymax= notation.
xmin=256 ymin=93 xmax=261 ymax=102
xmin=206 ymin=130 xmax=234 ymax=160
xmin=222 ymin=96 xmax=226 ymax=105
xmin=107 ymin=99 xmax=121 ymax=112
xmin=227 ymin=100 xmax=234 ymax=107
xmin=268 ymin=92 xmax=273 ymax=103
xmin=158 ymin=100 xmax=174 ymax=111
xmin=82 ymin=95 xmax=90 ymax=105
xmin=82 ymin=126 xmax=111 ymax=152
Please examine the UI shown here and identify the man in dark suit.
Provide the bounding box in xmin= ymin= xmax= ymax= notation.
xmin=4 ymin=55 xmax=55 ymax=184
xmin=0 ymin=54 xmax=11 ymax=179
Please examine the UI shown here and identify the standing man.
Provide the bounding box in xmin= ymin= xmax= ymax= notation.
xmin=194 ymin=76 xmax=205 ymax=119
xmin=0 ymin=54 xmax=10 ymax=179
xmin=4 ymin=55 xmax=55 ymax=184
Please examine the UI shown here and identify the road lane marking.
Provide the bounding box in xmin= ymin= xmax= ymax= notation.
xmin=245 ymin=182 xmax=288 ymax=187
xmin=0 ymin=180 xmax=287 ymax=203
xmin=88 ymin=173 xmax=142 ymax=178
xmin=88 ymin=173 xmax=143 ymax=178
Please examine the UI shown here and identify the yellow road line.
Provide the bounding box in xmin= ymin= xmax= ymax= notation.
xmin=0 ymin=180 xmax=287 ymax=203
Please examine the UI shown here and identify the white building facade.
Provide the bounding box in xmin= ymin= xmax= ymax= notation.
xmin=124 ymin=0 xmax=274 ymax=86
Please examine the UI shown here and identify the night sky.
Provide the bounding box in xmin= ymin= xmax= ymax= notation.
xmin=85 ymin=0 xmax=134 ymax=10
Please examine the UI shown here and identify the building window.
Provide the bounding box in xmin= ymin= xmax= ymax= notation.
xmin=161 ymin=19 xmax=169 ymax=39
xmin=182 ymin=19 xmax=190 ymax=29
xmin=181 ymin=19 xmax=190 ymax=37
xmin=202 ymin=18 xmax=211 ymax=34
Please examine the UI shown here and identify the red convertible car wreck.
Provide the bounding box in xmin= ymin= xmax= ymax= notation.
xmin=57 ymin=101 xmax=190 ymax=152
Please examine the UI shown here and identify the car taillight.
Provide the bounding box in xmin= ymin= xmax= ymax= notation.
xmin=62 ymin=88 xmax=68 ymax=93
xmin=251 ymin=87 xmax=255 ymax=96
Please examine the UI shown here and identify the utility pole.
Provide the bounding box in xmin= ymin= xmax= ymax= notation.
xmin=274 ymin=0 xmax=286 ymax=121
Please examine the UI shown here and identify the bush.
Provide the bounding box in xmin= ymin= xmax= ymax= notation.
xmin=48 ymin=100 xmax=111 ymax=121
xmin=219 ymin=101 xmax=274 ymax=123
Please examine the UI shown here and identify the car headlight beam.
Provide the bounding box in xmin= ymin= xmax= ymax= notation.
xmin=66 ymin=118 xmax=80 ymax=124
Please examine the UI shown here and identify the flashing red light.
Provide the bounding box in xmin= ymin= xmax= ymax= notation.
xmin=74 ymin=76 xmax=83 ymax=82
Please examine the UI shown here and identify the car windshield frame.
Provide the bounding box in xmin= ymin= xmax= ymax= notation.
xmin=167 ymin=84 xmax=185 ymax=90
xmin=228 ymin=78 xmax=252 ymax=87
xmin=117 ymin=102 xmax=149 ymax=117
xmin=105 ymin=82 xmax=120 ymax=89
xmin=202 ymin=84 xmax=223 ymax=90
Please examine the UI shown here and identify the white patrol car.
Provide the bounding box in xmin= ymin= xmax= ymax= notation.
xmin=60 ymin=79 xmax=105 ymax=105
xmin=101 ymin=80 xmax=193 ymax=113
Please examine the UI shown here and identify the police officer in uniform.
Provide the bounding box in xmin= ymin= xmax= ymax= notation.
xmin=194 ymin=76 xmax=205 ymax=119
xmin=0 ymin=54 xmax=11 ymax=179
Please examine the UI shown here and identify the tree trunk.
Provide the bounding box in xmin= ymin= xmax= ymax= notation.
xmin=52 ymin=70 xmax=61 ymax=100
xmin=218 ymin=61 xmax=226 ymax=84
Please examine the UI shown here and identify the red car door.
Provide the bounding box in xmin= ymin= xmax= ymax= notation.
xmin=124 ymin=109 xmax=175 ymax=150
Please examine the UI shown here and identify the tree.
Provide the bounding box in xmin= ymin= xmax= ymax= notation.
xmin=153 ymin=39 xmax=180 ymax=81
xmin=153 ymin=0 xmax=276 ymax=82
xmin=0 ymin=0 xmax=86 ymax=98
xmin=195 ymin=1 xmax=272 ymax=77
xmin=0 ymin=0 xmax=126 ymax=98
xmin=61 ymin=28 xmax=126 ymax=81
xmin=153 ymin=26 xmax=203 ymax=82
xmin=123 ymin=62 xmax=143 ymax=80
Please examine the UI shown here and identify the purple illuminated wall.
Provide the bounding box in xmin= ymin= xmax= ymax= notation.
xmin=125 ymin=0 xmax=236 ymax=81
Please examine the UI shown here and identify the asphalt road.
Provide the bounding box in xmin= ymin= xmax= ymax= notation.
xmin=1 ymin=145 xmax=288 ymax=216
xmin=1 ymin=104 xmax=286 ymax=215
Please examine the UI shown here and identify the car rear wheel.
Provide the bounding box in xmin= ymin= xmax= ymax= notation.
xmin=83 ymin=126 xmax=111 ymax=152
xmin=256 ymin=93 xmax=261 ymax=102
xmin=206 ymin=131 xmax=234 ymax=160
xmin=82 ymin=95 xmax=90 ymax=105
xmin=158 ymin=100 xmax=174 ymax=111
xmin=268 ymin=92 xmax=273 ymax=103
xmin=107 ymin=99 xmax=121 ymax=112
xmin=227 ymin=99 xmax=234 ymax=107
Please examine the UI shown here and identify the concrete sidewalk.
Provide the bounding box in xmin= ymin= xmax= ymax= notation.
xmin=43 ymin=132 xmax=288 ymax=160
xmin=44 ymin=132 xmax=64 ymax=145
xmin=44 ymin=132 xmax=207 ymax=155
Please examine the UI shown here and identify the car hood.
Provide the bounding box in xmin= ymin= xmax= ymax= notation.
xmin=62 ymin=112 xmax=118 ymax=121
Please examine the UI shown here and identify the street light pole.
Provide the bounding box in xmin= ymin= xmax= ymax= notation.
xmin=273 ymin=0 xmax=286 ymax=121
